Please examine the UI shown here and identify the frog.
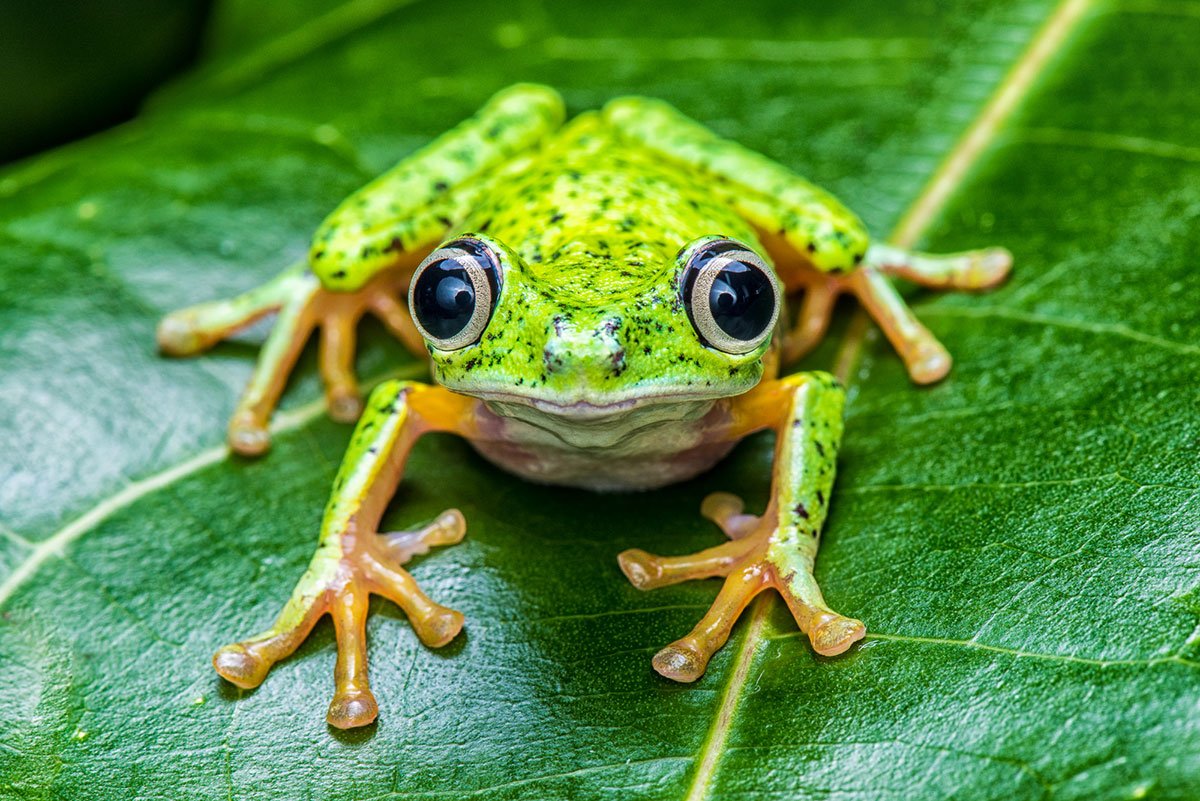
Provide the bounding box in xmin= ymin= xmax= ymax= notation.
xmin=157 ymin=84 xmax=1011 ymax=729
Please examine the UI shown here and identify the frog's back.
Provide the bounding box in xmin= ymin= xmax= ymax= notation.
xmin=461 ymin=112 xmax=762 ymax=305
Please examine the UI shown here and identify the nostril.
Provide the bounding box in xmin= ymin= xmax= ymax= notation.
xmin=610 ymin=347 xmax=626 ymax=377
xmin=543 ymin=345 xmax=565 ymax=374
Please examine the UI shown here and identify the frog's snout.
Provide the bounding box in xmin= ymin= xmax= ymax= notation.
xmin=542 ymin=315 xmax=627 ymax=378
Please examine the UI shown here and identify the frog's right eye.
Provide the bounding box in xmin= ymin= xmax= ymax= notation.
xmin=680 ymin=238 xmax=780 ymax=355
xmin=409 ymin=237 xmax=502 ymax=350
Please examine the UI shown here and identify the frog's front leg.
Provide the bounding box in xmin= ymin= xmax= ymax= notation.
xmin=618 ymin=371 xmax=863 ymax=681
xmin=213 ymin=379 xmax=482 ymax=728
xmin=604 ymin=97 xmax=1011 ymax=384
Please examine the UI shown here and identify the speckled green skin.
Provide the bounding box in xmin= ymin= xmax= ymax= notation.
xmin=437 ymin=112 xmax=769 ymax=406
xmin=310 ymin=84 xmax=869 ymax=408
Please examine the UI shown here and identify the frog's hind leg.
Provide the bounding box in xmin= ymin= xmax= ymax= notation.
xmin=839 ymin=242 xmax=1011 ymax=383
xmin=158 ymin=264 xmax=417 ymax=456
xmin=619 ymin=373 xmax=864 ymax=682
xmin=780 ymin=244 xmax=1011 ymax=382
xmin=157 ymin=261 xmax=309 ymax=357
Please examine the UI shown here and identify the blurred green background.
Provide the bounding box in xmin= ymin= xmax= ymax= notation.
xmin=0 ymin=1 xmax=212 ymax=164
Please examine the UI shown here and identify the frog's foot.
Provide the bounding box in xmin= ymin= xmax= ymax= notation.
xmin=783 ymin=244 xmax=1012 ymax=384
xmin=213 ymin=509 xmax=465 ymax=729
xmin=157 ymin=263 xmax=423 ymax=456
xmin=617 ymin=492 xmax=863 ymax=682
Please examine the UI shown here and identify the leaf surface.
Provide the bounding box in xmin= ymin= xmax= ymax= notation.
xmin=2 ymin=1 xmax=1198 ymax=799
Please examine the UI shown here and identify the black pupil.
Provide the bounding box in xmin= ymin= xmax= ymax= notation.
xmin=708 ymin=261 xmax=774 ymax=341
xmin=413 ymin=259 xmax=478 ymax=340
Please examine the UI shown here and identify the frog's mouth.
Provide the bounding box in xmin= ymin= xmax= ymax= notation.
xmin=476 ymin=391 xmax=724 ymax=449
xmin=474 ymin=388 xmax=726 ymax=423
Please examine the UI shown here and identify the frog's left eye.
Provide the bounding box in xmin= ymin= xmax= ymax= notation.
xmin=409 ymin=237 xmax=502 ymax=350
xmin=680 ymin=239 xmax=780 ymax=354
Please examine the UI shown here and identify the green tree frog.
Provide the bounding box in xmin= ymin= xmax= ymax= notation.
xmin=158 ymin=84 xmax=1011 ymax=729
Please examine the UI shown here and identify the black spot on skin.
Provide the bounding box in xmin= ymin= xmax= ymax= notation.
xmin=816 ymin=490 xmax=825 ymax=506
xmin=332 ymin=270 xmax=347 ymax=279
xmin=550 ymin=213 xmax=564 ymax=223
xmin=433 ymin=181 xmax=449 ymax=192
xmin=853 ymin=252 xmax=864 ymax=265
xmin=806 ymin=243 xmax=817 ymax=254
xmin=793 ymin=503 xmax=809 ymax=520
xmin=815 ymin=441 xmax=826 ymax=457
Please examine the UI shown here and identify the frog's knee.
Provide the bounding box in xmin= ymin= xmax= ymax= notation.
xmin=490 ymin=83 xmax=565 ymax=127
xmin=602 ymin=95 xmax=672 ymax=126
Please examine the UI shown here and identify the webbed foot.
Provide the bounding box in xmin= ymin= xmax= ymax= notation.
xmin=214 ymin=509 xmax=465 ymax=729
xmin=619 ymin=492 xmax=863 ymax=682
xmin=158 ymin=263 xmax=423 ymax=456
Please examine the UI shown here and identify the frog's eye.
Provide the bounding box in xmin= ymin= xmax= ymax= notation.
xmin=680 ymin=239 xmax=780 ymax=354
xmin=409 ymin=237 xmax=502 ymax=350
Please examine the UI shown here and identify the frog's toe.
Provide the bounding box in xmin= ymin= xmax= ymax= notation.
xmin=156 ymin=310 xmax=219 ymax=356
xmin=971 ymin=247 xmax=1013 ymax=288
xmin=319 ymin=314 xmax=365 ymax=423
xmin=328 ymin=688 xmax=379 ymax=730
xmin=652 ymin=639 xmax=710 ymax=683
xmin=908 ymin=340 xmax=952 ymax=385
xmin=361 ymin=549 xmax=465 ymax=649
xmin=228 ymin=413 xmax=272 ymax=457
xmin=379 ymin=509 xmax=467 ymax=564
xmin=808 ymin=612 xmax=866 ymax=657
xmin=213 ymin=644 xmax=270 ymax=688
xmin=626 ymin=494 xmax=863 ymax=681
xmin=700 ymin=492 xmax=759 ymax=539
xmin=616 ymin=549 xmax=661 ymax=589
xmin=327 ymin=389 xmax=364 ymax=423
xmin=618 ymin=537 xmax=754 ymax=591
xmin=413 ymin=607 xmax=465 ymax=649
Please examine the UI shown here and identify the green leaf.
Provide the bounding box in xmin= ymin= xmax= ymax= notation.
xmin=2 ymin=0 xmax=1198 ymax=798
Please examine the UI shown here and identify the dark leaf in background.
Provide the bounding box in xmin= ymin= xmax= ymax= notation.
xmin=0 ymin=1 xmax=211 ymax=163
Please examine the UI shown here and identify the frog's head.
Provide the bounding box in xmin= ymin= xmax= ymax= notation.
xmin=408 ymin=234 xmax=780 ymax=416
